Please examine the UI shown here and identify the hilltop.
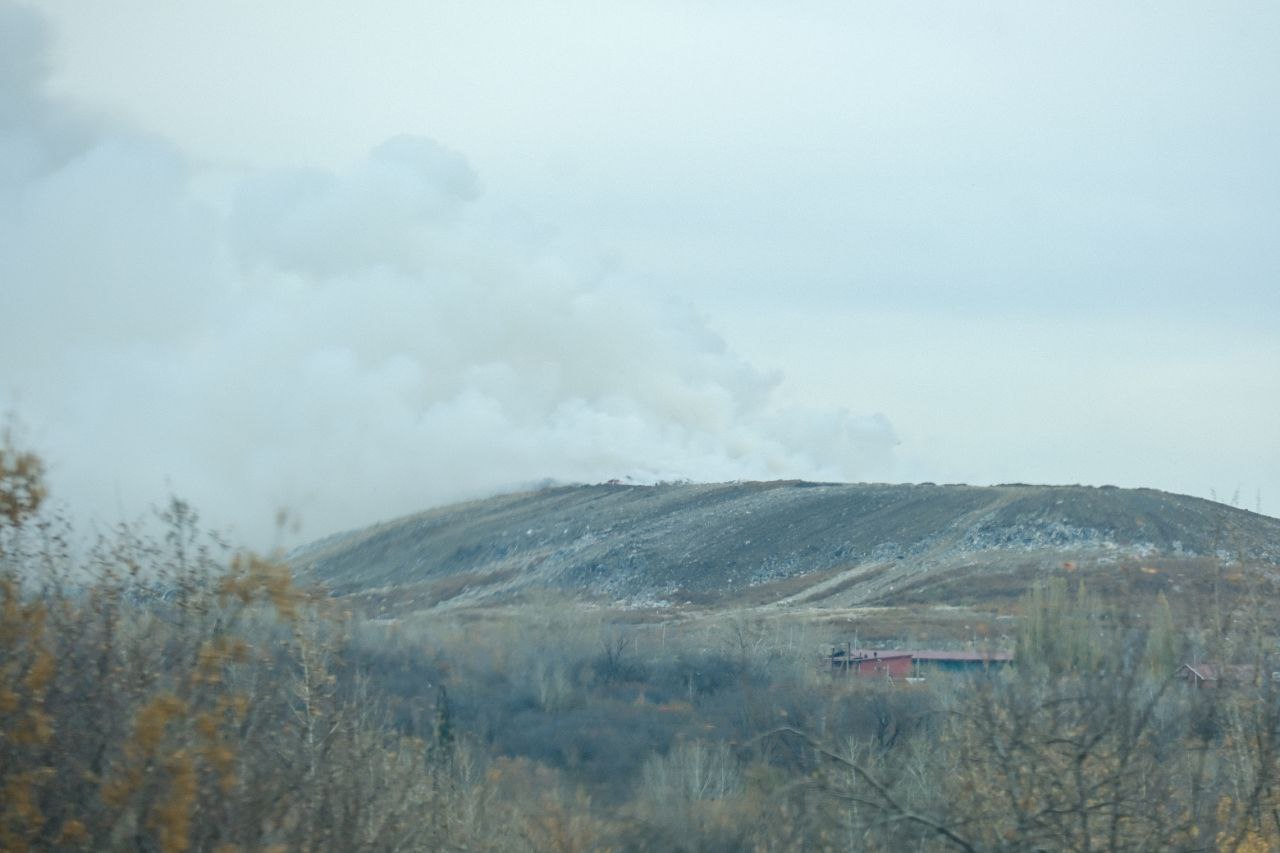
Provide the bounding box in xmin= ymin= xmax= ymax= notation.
xmin=289 ymin=481 xmax=1280 ymax=615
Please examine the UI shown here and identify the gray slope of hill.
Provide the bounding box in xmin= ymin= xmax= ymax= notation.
xmin=289 ymin=482 xmax=1280 ymax=610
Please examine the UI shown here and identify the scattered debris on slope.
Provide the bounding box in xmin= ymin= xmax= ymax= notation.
xmin=289 ymin=481 xmax=1280 ymax=613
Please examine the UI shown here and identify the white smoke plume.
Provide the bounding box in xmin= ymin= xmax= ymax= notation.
xmin=1 ymin=3 xmax=896 ymax=546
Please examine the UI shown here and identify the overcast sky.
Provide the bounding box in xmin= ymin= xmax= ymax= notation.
xmin=4 ymin=1 xmax=1278 ymax=545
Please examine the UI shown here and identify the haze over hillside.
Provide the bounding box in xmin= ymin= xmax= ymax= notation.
xmin=291 ymin=481 xmax=1280 ymax=613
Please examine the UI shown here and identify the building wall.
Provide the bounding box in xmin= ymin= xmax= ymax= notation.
xmin=848 ymin=654 xmax=913 ymax=678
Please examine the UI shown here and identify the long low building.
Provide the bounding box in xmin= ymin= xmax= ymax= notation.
xmin=828 ymin=646 xmax=1013 ymax=678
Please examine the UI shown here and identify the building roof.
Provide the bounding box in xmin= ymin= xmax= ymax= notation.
xmin=833 ymin=649 xmax=914 ymax=661
xmin=832 ymin=648 xmax=1013 ymax=662
xmin=913 ymin=650 xmax=1014 ymax=662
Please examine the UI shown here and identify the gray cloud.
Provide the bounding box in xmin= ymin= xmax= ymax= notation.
xmin=0 ymin=2 xmax=896 ymax=545
xmin=231 ymin=135 xmax=480 ymax=278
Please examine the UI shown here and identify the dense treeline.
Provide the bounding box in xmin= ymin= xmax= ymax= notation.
xmin=3 ymin=440 xmax=1280 ymax=851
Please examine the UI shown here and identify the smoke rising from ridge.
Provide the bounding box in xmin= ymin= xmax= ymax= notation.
xmin=1 ymin=3 xmax=895 ymax=545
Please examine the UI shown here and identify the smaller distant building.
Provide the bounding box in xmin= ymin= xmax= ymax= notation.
xmin=1176 ymin=663 xmax=1273 ymax=689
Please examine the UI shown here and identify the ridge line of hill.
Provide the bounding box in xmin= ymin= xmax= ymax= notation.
xmin=290 ymin=481 xmax=1280 ymax=613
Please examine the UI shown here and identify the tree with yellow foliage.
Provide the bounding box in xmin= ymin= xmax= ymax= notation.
xmin=0 ymin=436 xmax=499 ymax=851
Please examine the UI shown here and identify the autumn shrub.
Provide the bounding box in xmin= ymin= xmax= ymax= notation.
xmin=0 ymin=441 xmax=509 ymax=852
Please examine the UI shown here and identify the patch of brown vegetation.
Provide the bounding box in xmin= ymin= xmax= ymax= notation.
xmin=791 ymin=563 xmax=894 ymax=605
xmin=729 ymin=565 xmax=852 ymax=606
xmin=423 ymin=566 xmax=521 ymax=604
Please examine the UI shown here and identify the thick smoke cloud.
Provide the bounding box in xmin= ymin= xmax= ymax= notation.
xmin=1 ymin=3 xmax=895 ymax=545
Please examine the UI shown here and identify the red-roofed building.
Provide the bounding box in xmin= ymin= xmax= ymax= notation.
xmin=827 ymin=647 xmax=1013 ymax=678
xmin=828 ymin=648 xmax=915 ymax=679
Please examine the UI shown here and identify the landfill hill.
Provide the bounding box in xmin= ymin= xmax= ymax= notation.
xmin=289 ymin=481 xmax=1280 ymax=615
